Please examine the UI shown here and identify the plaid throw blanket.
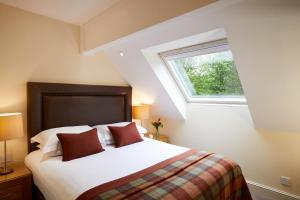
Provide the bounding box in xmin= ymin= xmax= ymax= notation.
xmin=77 ymin=150 xmax=252 ymax=200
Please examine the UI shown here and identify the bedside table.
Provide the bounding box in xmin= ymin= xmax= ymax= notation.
xmin=144 ymin=133 xmax=169 ymax=143
xmin=0 ymin=164 xmax=32 ymax=200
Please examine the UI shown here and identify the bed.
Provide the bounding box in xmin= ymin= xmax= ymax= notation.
xmin=25 ymin=82 xmax=252 ymax=200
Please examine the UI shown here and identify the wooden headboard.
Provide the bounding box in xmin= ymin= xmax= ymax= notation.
xmin=27 ymin=82 xmax=132 ymax=153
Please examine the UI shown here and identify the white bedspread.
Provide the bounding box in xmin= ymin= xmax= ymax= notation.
xmin=25 ymin=137 xmax=188 ymax=200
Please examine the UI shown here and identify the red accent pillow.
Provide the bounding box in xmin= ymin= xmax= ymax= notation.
xmin=57 ymin=128 xmax=104 ymax=161
xmin=108 ymin=122 xmax=143 ymax=148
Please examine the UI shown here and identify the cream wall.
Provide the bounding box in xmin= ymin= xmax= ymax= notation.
xmin=160 ymin=104 xmax=300 ymax=195
xmin=0 ymin=4 xmax=127 ymax=162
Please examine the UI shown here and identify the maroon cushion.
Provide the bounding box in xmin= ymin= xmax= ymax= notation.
xmin=57 ymin=128 xmax=104 ymax=161
xmin=108 ymin=122 xmax=143 ymax=148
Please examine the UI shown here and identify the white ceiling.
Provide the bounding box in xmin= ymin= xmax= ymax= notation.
xmin=0 ymin=0 xmax=120 ymax=25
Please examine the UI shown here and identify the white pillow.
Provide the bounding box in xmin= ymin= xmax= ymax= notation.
xmin=37 ymin=144 xmax=62 ymax=157
xmin=93 ymin=122 xmax=147 ymax=145
xmin=31 ymin=126 xmax=104 ymax=154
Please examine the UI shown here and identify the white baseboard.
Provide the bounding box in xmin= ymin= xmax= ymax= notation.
xmin=247 ymin=180 xmax=300 ymax=200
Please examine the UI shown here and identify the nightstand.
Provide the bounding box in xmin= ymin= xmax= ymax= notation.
xmin=0 ymin=164 xmax=32 ymax=200
xmin=144 ymin=133 xmax=169 ymax=143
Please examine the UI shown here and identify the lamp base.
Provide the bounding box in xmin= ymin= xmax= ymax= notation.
xmin=0 ymin=166 xmax=13 ymax=175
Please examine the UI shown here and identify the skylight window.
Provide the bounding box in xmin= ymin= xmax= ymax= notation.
xmin=160 ymin=39 xmax=246 ymax=104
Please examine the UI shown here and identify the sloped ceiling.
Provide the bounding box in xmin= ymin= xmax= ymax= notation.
xmin=81 ymin=0 xmax=217 ymax=50
xmin=85 ymin=0 xmax=300 ymax=132
xmin=0 ymin=0 xmax=120 ymax=25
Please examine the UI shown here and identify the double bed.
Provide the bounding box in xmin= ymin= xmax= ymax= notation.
xmin=25 ymin=82 xmax=251 ymax=200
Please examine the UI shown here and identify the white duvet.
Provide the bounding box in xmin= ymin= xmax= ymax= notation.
xmin=25 ymin=137 xmax=189 ymax=200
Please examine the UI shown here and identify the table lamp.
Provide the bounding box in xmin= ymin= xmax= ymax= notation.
xmin=132 ymin=105 xmax=150 ymax=127
xmin=0 ymin=113 xmax=23 ymax=175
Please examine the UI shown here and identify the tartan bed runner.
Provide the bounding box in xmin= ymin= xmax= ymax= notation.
xmin=77 ymin=149 xmax=252 ymax=200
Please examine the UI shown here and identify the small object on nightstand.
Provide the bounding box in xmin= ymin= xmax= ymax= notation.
xmin=151 ymin=118 xmax=163 ymax=139
xmin=0 ymin=164 xmax=32 ymax=200
xmin=144 ymin=133 xmax=169 ymax=143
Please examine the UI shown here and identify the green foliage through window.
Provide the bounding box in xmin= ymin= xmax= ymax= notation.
xmin=168 ymin=50 xmax=244 ymax=97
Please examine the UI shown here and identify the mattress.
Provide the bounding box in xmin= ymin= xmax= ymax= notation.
xmin=25 ymin=137 xmax=188 ymax=200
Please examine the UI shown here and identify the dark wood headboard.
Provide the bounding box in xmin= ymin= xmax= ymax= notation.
xmin=27 ymin=82 xmax=132 ymax=153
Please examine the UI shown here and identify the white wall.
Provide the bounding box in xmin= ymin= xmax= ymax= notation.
xmin=0 ymin=3 xmax=127 ymax=162
xmin=223 ymin=0 xmax=300 ymax=133
xmin=82 ymin=0 xmax=300 ymax=196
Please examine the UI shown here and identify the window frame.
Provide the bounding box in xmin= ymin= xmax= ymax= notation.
xmin=159 ymin=39 xmax=246 ymax=104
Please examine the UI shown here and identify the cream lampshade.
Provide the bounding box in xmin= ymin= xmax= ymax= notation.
xmin=132 ymin=105 xmax=150 ymax=127
xmin=0 ymin=113 xmax=23 ymax=175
